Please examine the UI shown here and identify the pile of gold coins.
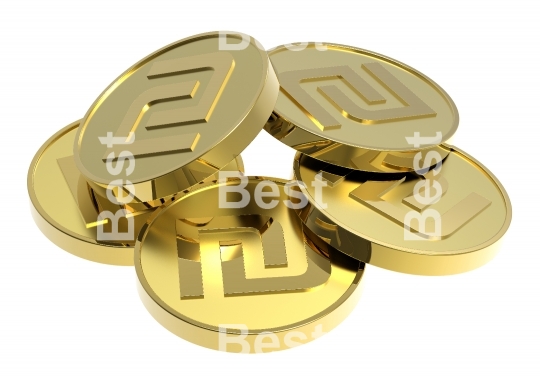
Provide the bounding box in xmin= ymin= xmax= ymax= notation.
xmin=28 ymin=32 xmax=511 ymax=353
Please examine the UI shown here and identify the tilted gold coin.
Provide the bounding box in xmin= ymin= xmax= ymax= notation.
xmin=265 ymin=43 xmax=458 ymax=172
xmin=75 ymin=31 xmax=278 ymax=202
xmin=28 ymin=121 xmax=244 ymax=266
xmin=136 ymin=177 xmax=364 ymax=352
xmin=294 ymin=146 xmax=511 ymax=275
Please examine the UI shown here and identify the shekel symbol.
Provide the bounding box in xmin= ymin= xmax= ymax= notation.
xmin=346 ymin=170 xmax=491 ymax=239
xmin=279 ymin=62 xmax=436 ymax=131
xmin=176 ymin=215 xmax=331 ymax=299
xmin=102 ymin=51 xmax=235 ymax=160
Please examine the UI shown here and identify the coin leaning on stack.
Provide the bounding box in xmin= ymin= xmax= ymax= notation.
xmin=27 ymin=32 xmax=511 ymax=353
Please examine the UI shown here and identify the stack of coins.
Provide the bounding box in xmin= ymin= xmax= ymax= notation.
xmin=28 ymin=32 xmax=511 ymax=353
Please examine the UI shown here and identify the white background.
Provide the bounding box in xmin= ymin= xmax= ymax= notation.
xmin=1 ymin=0 xmax=539 ymax=374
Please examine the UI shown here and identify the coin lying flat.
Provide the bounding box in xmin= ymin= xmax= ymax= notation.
xmin=28 ymin=121 xmax=244 ymax=266
xmin=136 ymin=176 xmax=364 ymax=352
xmin=294 ymin=146 xmax=511 ymax=275
xmin=75 ymin=31 xmax=278 ymax=202
xmin=265 ymin=43 xmax=458 ymax=172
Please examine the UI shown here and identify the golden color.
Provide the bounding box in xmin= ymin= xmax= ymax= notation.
xmin=135 ymin=177 xmax=364 ymax=352
xmin=265 ymin=43 xmax=458 ymax=172
xmin=294 ymin=147 xmax=511 ymax=275
xmin=75 ymin=31 xmax=278 ymax=202
xmin=28 ymin=121 xmax=244 ymax=266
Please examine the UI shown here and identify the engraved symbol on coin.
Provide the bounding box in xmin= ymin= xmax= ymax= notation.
xmin=104 ymin=52 xmax=235 ymax=160
xmin=279 ymin=63 xmax=436 ymax=131
xmin=347 ymin=171 xmax=491 ymax=239
xmin=176 ymin=215 xmax=330 ymax=299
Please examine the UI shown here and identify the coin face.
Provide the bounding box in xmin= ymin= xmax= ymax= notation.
xmin=28 ymin=121 xmax=244 ymax=266
xmin=294 ymin=146 xmax=511 ymax=275
xmin=135 ymin=177 xmax=364 ymax=352
xmin=265 ymin=43 xmax=458 ymax=171
xmin=74 ymin=31 xmax=278 ymax=201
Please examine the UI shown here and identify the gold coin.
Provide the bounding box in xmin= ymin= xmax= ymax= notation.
xmin=74 ymin=31 xmax=278 ymax=202
xmin=136 ymin=176 xmax=364 ymax=352
xmin=28 ymin=121 xmax=244 ymax=266
xmin=265 ymin=43 xmax=458 ymax=172
xmin=294 ymin=146 xmax=511 ymax=275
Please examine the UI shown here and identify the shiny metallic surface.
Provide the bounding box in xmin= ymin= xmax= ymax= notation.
xmin=28 ymin=121 xmax=244 ymax=265
xmin=294 ymin=146 xmax=511 ymax=275
xmin=265 ymin=43 xmax=458 ymax=171
xmin=136 ymin=177 xmax=365 ymax=352
xmin=75 ymin=31 xmax=278 ymax=202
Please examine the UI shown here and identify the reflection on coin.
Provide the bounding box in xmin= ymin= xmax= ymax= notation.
xmin=265 ymin=43 xmax=458 ymax=172
xmin=294 ymin=147 xmax=511 ymax=275
xmin=28 ymin=121 xmax=244 ymax=266
xmin=75 ymin=31 xmax=278 ymax=202
xmin=136 ymin=177 xmax=364 ymax=352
